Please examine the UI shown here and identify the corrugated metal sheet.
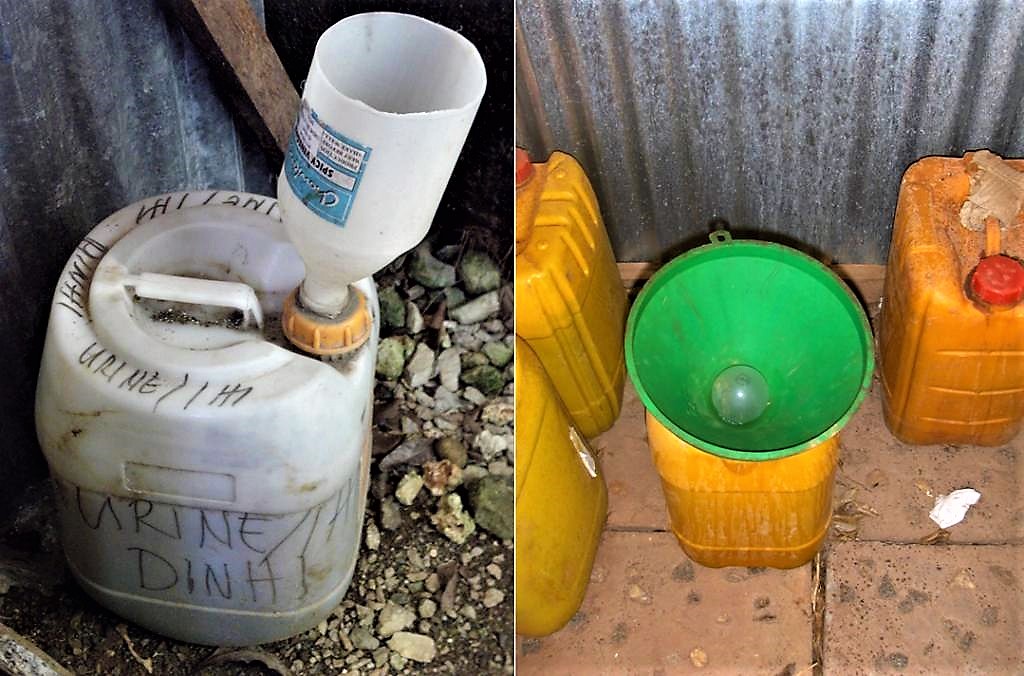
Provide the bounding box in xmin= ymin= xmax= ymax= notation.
xmin=516 ymin=0 xmax=1024 ymax=264
xmin=0 ymin=0 xmax=272 ymax=516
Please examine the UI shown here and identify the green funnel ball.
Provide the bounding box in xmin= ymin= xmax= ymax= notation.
xmin=626 ymin=234 xmax=874 ymax=461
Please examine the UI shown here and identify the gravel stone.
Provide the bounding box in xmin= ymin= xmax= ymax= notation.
xmin=387 ymin=632 xmax=437 ymax=664
xmin=379 ymin=436 xmax=433 ymax=470
xmin=431 ymin=494 xmax=476 ymax=544
xmin=350 ymin=626 xmax=380 ymax=651
xmin=461 ymin=351 xmax=490 ymax=369
xmin=377 ymin=603 xmax=416 ymax=637
xmin=433 ymin=386 xmax=461 ymax=413
xmin=459 ymin=251 xmax=501 ymax=294
xmin=469 ymin=476 xmax=514 ymax=541
xmin=437 ymin=347 xmax=462 ymax=392
xmin=365 ymin=522 xmax=381 ymax=551
xmin=378 ymin=287 xmax=406 ymax=328
xmin=406 ymin=300 xmax=425 ymax=334
xmin=435 ymin=436 xmax=468 ymax=468
xmin=482 ymin=318 xmax=504 ymax=334
xmin=422 ymin=459 xmax=463 ymax=496
xmin=418 ymin=599 xmax=437 ymax=619
xmin=405 ymin=343 xmax=436 ymax=389
xmin=401 ymin=415 xmax=421 ymax=435
xmin=483 ymin=588 xmax=505 ymax=608
xmin=376 ymin=337 xmax=407 ymax=380
xmin=474 ymin=429 xmax=509 ymax=460
xmin=462 ymin=364 xmax=505 ymax=395
xmin=450 ymin=290 xmax=500 ymax=324
xmin=463 ymin=387 xmax=487 ymax=405
xmin=453 ymin=329 xmax=484 ymax=351
xmin=481 ymin=400 xmax=514 ymax=425
xmin=380 ymin=498 xmax=403 ymax=530
xmin=409 ymin=244 xmax=456 ymax=289
xmin=462 ymin=464 xmax=489 ymax=483
xmin=482 ymin=340 xmax=513 ymax=367
xmin=487 ymin=460 xmax=513 ymax=477
xmin=395 ymin=472 xmax=424 ymax=506
xmin=444 ymin=286 xmax=466 ymax=309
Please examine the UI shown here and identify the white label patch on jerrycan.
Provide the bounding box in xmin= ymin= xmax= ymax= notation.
xmin=35 ymin=190 xmax=379 ymax=646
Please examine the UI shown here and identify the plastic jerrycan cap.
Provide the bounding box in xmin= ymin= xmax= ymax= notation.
xmin=515 ymin=148 xmax=536 ymax=256
xmin=970 ymin=254 xmax=1024 ymax=307
xmin=515 ymin=148 xmax=534 ymax=187
xmin=282 ymin=286 xmax=372 ymax=357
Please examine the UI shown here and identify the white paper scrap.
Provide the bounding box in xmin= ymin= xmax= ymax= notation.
xmin=928 ymin=488 xmax=981 ymax=529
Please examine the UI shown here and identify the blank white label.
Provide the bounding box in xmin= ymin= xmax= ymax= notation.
xmin=123 ymin=462 xmax=236 ymax=503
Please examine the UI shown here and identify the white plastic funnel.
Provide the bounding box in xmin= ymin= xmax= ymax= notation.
xmin=277 ymin=12 xmax=487 ymax=316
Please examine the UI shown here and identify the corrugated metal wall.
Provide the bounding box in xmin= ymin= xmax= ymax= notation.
xmin=0 ymin=0 xmax=272 ymax=516
xmin=516 ymin=0 xmax=1024 ymax=264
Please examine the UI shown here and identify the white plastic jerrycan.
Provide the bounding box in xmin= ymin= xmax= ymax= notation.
xmin=35 ymin=190 xmax=378 ymax=646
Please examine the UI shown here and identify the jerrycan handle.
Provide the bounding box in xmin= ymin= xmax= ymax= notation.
xmin=124 ymin=272 xmax=264 ymax=330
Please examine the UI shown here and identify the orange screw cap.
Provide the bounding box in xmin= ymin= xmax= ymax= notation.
xmin=282 ymin=286 xmax=372 ymax=356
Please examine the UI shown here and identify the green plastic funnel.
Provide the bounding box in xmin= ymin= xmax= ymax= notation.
xmin=625 ymin=231 xmax=874 ymax=461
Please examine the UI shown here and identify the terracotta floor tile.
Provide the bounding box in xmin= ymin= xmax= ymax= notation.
xmin=838 ymin=384 xmax=1023 ymax=544
xmin=824 ymin=541 xmax=1024 ymax=675
xmin=597 ymin=383 xmax=670 ymax=531
xmin=516 ymin=531 xmax=814 ymax=675
xmin=524 ymin=368 xmax=1023 ymax=674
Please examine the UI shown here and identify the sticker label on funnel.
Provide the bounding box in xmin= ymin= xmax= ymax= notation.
xmin=284 ymin=101 xmax=371 ymax=227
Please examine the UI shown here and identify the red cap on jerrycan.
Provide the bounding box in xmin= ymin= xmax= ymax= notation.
xmin=515 ymin=147 xmax=534 ymax=186
xmin=970 ymin=254 xmax=1024 ymax=307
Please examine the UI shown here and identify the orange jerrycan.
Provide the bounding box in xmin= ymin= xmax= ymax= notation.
xmin=515 ymin=148 xmax=627 ymax=438
xmin=515 ymin=337 xmax=607 ymax=636
xmin=880 ymin=152 xmax=1024 ymax=446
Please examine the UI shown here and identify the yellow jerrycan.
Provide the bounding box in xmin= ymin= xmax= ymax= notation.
xmin=626 ymin=232 xmax=874 ymax=568
xmin=646 ymin=413 xmax=839 ymax=568
xmin=515 ymin=336 xmax=607 ymax=636
xmin=880 ymin=151 xmax=1024 ymax=445
xmin=515 ymin=148 xmax=627 ymax=438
